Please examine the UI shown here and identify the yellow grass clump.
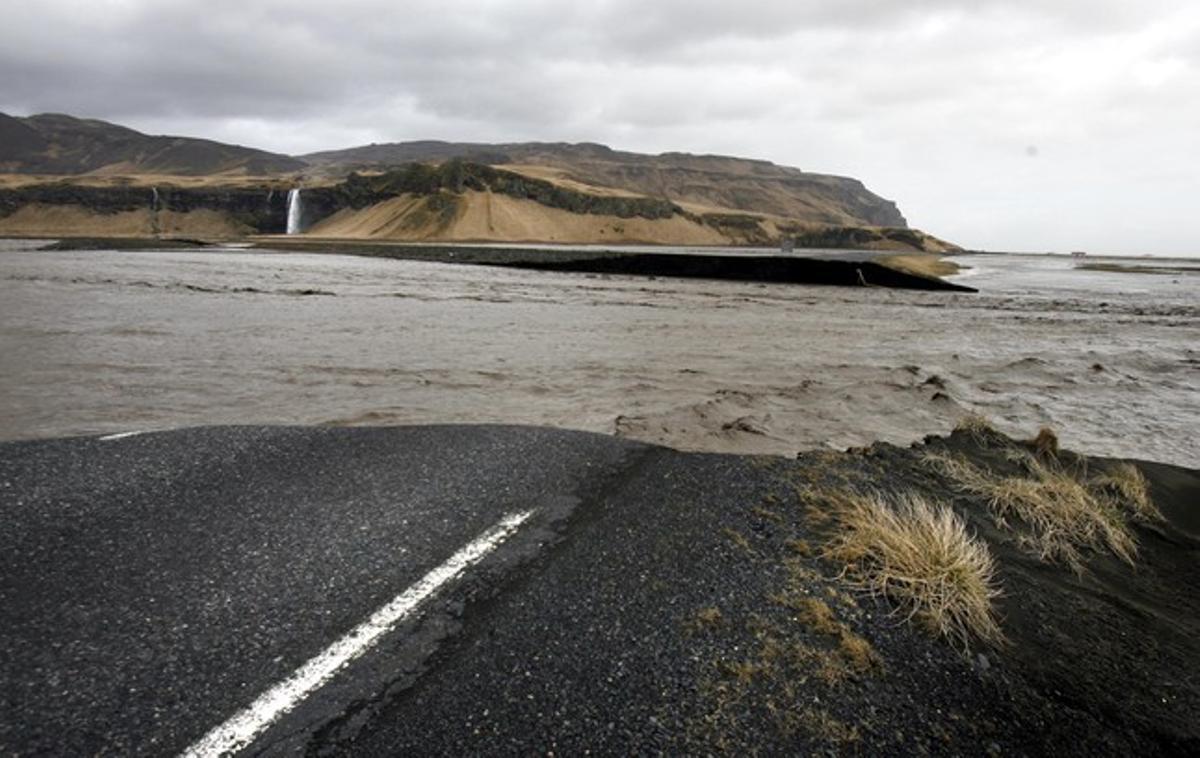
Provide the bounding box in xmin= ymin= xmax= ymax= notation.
xmin=1031 ymin=427 xmax=1059 ymax=459
xmin=1090 ymin=462 xmax=1160 ymax=524
xmin=825 ymin=492 xmax=1004 ymax=650
xmin=954 ymin=413 xmax=1002 ymax=446
xmin=880 ymin=253 xmax=961 ymax=278
xmin=925 ymin=451 xmax=1161 ymax=572
xmin=692 ymin=607 xmax=724 ymax=630
xmin=797 ymin=708 xmax=860 ymax=745
xmin=837 ymin=629 xmax=881 ymax=673
xmin=793 ymin=597 xmax=841 ymax=636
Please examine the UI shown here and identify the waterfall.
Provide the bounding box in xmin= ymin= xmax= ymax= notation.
xmin=150 ymin=187 xmax=161 ymax=236
xmin=286 ymin=189 xmax=303 ymax=235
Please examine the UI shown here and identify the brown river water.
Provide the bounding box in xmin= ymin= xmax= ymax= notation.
xmin=1 ymin=241 xmax=1197 ymax=467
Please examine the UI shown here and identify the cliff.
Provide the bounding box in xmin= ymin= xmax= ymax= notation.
xmin=0 ymin=161 xmax=956 ymax=252
xmin=301 ymin=141 xmax=907 ymax=228
xmin=300 ymin=163 xmax=949 ymax=250
xmin=0 ymin=112 xmax=952 ymax=250
xmin=0 ymin=182 xmax=289 ymax=237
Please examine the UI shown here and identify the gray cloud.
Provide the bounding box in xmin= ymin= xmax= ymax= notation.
xmin=1 ymin=0 xmax=1198 ymax=254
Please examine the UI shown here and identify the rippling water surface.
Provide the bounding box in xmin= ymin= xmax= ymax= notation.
xmin=1 ymin=241 xmax=1197 ymax=467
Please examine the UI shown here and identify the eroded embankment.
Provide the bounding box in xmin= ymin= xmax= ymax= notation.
xmin=253 ymin=239 xmax=973 ymax=292
xmin=333 ymin=423 xmax=1198 ymax=754
xmin=499 ymin=249 xmax=972 ymax=291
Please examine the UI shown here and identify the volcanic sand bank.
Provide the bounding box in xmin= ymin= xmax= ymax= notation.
xmin=329 ymin=424 xmax=1200 ymax=753
xmin=306 ymin=191 xmax=731 ymax=245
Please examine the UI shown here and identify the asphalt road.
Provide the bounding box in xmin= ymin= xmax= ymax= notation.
xmin=6 ymin=425 xmax=1196 ymax=755
xmin=0 ymin=425 xmax=654 ymax=755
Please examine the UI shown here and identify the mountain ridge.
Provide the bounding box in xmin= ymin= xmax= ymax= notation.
xmin=0 ymin=112 xmax=905 ymax=228
xmin=301 ymin=139 xmax=907 ymax=228
xmin=0 ymin=112 xmax=949 ymax=249
xmin=0 ymin=112 xmax=306 ymax=176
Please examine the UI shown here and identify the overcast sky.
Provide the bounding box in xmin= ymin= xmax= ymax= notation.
xmin=2 ymin=0 xmax=1198 ymax=255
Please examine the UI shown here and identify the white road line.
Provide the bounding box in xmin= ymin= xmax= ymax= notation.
xmin=99 ymin=431 xmax=146 ymax=441
xmin=181 ymin=509 xmax=535 ymax=758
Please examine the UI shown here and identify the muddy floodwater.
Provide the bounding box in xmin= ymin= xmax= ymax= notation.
xmin=1 ymin=242 xmax=1197 ymax=467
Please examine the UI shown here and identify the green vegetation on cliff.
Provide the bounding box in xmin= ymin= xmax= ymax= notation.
xmin=323 ymin=160 xmax=680 ymax=220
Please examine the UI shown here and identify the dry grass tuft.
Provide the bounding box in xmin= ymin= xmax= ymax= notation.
xmin=786 ymin=538 xmax=813 ymax=557
xmin=781 ymin=555 xmax=823 ymax=585
xmin=798 ymin=708 xmax=861 ymax=745
xmin=690 ymin=607 xmax=724 ymax=631
xmin=771 ymin=586 xmax=882 ymax=674
xmin=990 ymin=458 xmax=1134 ymax=567
xmin=722 ymin=528 xmax=753 ymax=553
xmin=794 ymin=597 xmax=840 ymax=636
xmin=751 ymin=505 xmax=784 ymax=523
xmin=1090 ymin=462 xmax=1161 ymax=524
xmin=825 ymin=492 xmax=1004 ymax=650
xmin=837 ymin=629 xmax=882 ymax=672
xmin=721 ymin=660 xmax=762 ymax=685
xmin=925 ymin=451 xmax=1156 ymax=571
xmin=1031 ymin=427 xmax=1059 ymax=459
xmin=756 ymin=632 xmax=853 ymax=687
xmin=954 ymin=413 xmax=1002 ymax=445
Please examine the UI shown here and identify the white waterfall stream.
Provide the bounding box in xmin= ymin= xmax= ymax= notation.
xmin=286 ymin=189 xmax=303 ymax=235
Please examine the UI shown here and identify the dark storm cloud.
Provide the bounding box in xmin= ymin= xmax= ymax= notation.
xmin=0 ymin=1 xmax=1168 ymax=124
xmin=1 ymin=0 xmax=1198 ymax=254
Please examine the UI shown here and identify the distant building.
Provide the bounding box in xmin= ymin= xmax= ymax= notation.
xmin=1071 ymin=251 xmax=1087 ymax=258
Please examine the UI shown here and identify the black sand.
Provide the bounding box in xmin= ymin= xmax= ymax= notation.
xmin=257 ymin=239 xmax=976 ymax=292
xmin=32 ymin=236 xmax=976 ymax=291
